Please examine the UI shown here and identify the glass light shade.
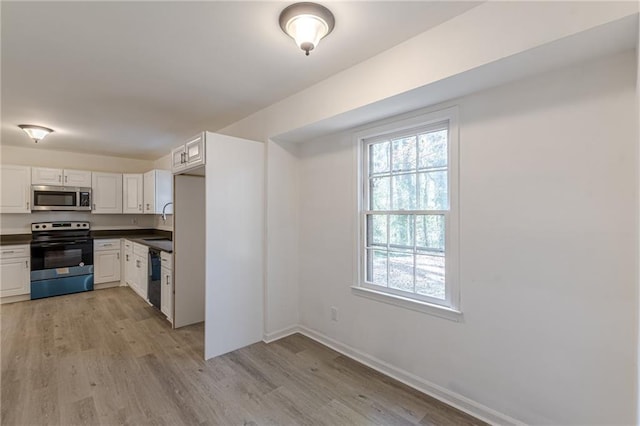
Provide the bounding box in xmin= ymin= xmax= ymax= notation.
xmin=286 ymin=14 xmax=329 ymax=54
xmin=18 ymin=125 xmax=54 ymax=142
xmin=279 ymin=3 xmax=335 ymax=56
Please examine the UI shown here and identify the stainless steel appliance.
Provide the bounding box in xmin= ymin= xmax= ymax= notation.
xmin=30 ymin=221 xmax=94 ymax=299
xmin=31 ymin=185 xmax=91 ymax=211
xmin=148 ymin=248 xmax=161 ymax=309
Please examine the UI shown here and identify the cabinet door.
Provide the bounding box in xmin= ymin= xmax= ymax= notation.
xmin=123 ymin=174 xmax=143 ymax=214
xmin=142 ymin=170 xmax=172 ymax=214
xmin=64 ymin=169 xmax=92 ymax=187
xmin=92 ymin=172 xmax=123 ymax=214
xmin=185 ymin=133 xmax=205 ymax=168
xmin=171 ymin=145 xmax=186 ymax=173
xmin=143 ymin=171 xmax=155 ymax=214
xmin=134 ymin=254 xmax=148 ymax=300
xmin=161 ymin=265 xmax=172 ymax=320
xmin=94 ymin=250 xmax=121 ymax=284
xmin=0 ymin=165 xmax=31 ymax=213
xmin=0 ymin=257 xmax=30 ymax=297
xmin=124 ymin=245 xmax=134 ymax=286
xmin=32 ymin=167 xmax=63 ymax=185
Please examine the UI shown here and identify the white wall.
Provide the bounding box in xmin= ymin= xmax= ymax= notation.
xmin=0 ymin=145 xmax=154 ymax=172
xmin=297 ymin=51 xmax=637 ymax=425
xmin=204 ymin=133 xmax=264 ymax=359
xmin=264 ymin=140 xmax=300 ymax=339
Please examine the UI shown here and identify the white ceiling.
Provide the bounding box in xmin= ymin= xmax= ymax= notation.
xmin=1 ymin=1 xmax=480 ymax=159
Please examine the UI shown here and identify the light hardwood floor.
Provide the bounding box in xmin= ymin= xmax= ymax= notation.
xmin=1 ymin=287 xmax=485 ymax=425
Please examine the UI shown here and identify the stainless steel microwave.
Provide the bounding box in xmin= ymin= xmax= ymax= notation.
xmin=31 ymin=186 xmax=92 ymax=211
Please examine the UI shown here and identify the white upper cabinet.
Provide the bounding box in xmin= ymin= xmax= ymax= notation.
xmin=32 ymin=167 xmax=62 ymax=185
xmin=143 ymin=170 xmax=172 ymax=214
xmin=122 ymin=174 xmax=144 ymax=214
xmin=63 ymin=169 xmax=92 ymax=187
xmin=171 ymin=132 xmax=206 ymax=174
xmin=92 ymin=172 xmax=123 ymax=214
xmin=0 ymin=165 xmax=31 ymax=214
xmin=32 ymin=167 xmax=91 ymax=187
xmin=171 ymin=145 xmax=186 ymax=173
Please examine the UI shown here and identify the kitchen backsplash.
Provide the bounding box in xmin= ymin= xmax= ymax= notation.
xmin=0 ymin=212 xmax=161 ymax=234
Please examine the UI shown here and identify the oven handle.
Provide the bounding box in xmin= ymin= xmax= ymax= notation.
xmin=33 ymin=240 xmax=90 ymax=247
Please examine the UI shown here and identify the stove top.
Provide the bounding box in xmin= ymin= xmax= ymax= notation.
xmin=31 ymin=221 xmax=91 ymax=242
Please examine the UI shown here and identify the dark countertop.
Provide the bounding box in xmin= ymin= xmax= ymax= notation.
xmin=1 ymin=229 xmax=173 ymax=253
xmin=0 ymin=234 xmax=31 ymax=246
xmin=93 ymin=229 xmax=173 ymax=253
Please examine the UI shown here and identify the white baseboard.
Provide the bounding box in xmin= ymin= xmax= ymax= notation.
xmin=288 ymin=325 xmax=523 ymax=426
xmin=263 ymin=325 xmax=300 ymax=343
xmin=0 ymin=294 xmax=30 ymax=305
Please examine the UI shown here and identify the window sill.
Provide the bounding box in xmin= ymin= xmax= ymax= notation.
xmin=350 ymin=286 xmax=463 ymax=322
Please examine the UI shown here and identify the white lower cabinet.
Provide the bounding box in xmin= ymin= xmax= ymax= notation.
xmin=94 ymin=239 xmax=121 ymax=284
xmin=123 ymin=240 xmax=133 ymax=286
xmin=132 ymin=243 xmax=148 ymax=300
xmin=160 ymin=251 xmax=172 ymax=322
xmin=0 ymin=245 xmax=31 ymax=298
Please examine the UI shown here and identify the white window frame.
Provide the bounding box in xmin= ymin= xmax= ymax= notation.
xmin=352 ymin=106 xmax=461 ymax=321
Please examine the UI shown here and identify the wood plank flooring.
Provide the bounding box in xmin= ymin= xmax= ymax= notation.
xmin=1 ymin=287 xmax=486 ymax=425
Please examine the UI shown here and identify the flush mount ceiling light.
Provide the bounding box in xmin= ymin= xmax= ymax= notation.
xmin=279 ymin=2 xmax=335 ymax=56
xmin=18 ymin=124 xmax=54 ymax=143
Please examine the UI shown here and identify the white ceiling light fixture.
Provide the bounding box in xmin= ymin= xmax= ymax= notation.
xmin=18 ymin=124 xmax=54 ymax=143
xmin=279 ymin=2 xmax=335 ymax=56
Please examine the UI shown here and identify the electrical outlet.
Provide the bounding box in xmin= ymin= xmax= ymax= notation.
xmin=331 ymin=306 xmax=338 ymax=321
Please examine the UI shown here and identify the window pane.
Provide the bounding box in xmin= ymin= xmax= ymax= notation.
xmin=418 ymin=171 xmax=447 ymax=210
xmin=370 ymin=176 xmax=390 ymax=210
xmin=392 ymin=174 xmax=416 ymax=210
xmin=369 ymin=141 xmax=390 ymax=175
xmin=416 ymin=255 xmax=445 ymax=299
xmin=389 ymin=252 xmax=414 ymax=292
xmin=391 ymin=136 xmax=417 ymax=172
xmin=366 ymin=214 xmax=387 ymax=247
xmin=418 ymin=130 xmax=448 ymax=169
xmin=366 ymin=249 xmax=387 ymax=285
xmin=416 ymin=215 xmax=444 ymax=253
xmin=389 ymin=214 xmax=413 ymax=252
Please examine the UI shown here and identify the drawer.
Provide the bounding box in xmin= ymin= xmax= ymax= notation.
xmin=160 ymin=252 xmax=172 ymax=265
xmin=133 ymin=243 xmax=148 ymax=257
xmin=94 ymin=239 xmax=121 ymax=251
xmin=0 ymin=245 xmax=30 ymax=260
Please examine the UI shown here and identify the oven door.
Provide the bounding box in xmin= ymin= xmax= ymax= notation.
xmin=30 ymin=239 xmax=93 ymax=271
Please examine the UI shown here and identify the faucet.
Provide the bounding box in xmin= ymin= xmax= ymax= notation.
xmin=161 ymin=202 xmax=173 ymax=222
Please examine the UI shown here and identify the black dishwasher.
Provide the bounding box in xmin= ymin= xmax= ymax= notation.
xmin=148 ymin=248 xmax=161 ymax=309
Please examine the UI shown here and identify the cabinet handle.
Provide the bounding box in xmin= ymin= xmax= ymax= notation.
xmin=65 ymin=175 xmax=68 ymax=183
xmin=126 ymin=254 xmax=129 ymax=261
xmin=139 ymin=204 xmax=142 ymax=211
xmin=117 ymin=252 xmax=120 ymax=260
xmin=58 ymin=175 xmax=62 ymax=182
xmin=26 ymin=202 xmax=30 ymax=210
xmin=103 ymin=243 xmax=113 ymax=247
xmin=92 ymin=203 xmax=96 ymax=210
xmin=166 ymin=275 xmax=170 ymax=285
xmin=25 ymin=260 xmax=29 ymax=269
xmin=2 ymin=250 xmax=15 ymax=254
xmin=146 ymin=203 xmax=150 ymax=210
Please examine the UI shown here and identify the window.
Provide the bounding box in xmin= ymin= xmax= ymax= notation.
xmin=357 ymin=107 xmax=459 ymax=314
